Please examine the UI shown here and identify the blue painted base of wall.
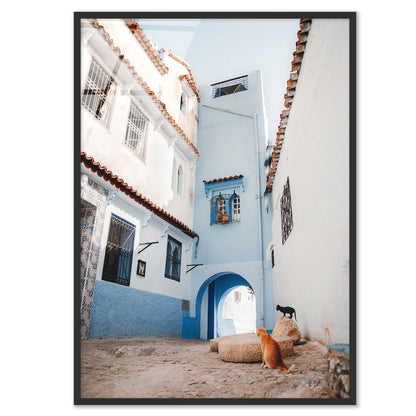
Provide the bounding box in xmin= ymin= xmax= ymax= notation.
xmin=88 ymin=280 xmax=185 ymax=339
xmin=182 ymin=317 xmax=199 ymax=339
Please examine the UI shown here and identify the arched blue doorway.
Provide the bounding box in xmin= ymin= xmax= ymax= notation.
xmin=191 ymin=272 xmax=255 ymax=339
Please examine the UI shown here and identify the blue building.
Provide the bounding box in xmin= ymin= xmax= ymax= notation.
xmin=183 ymin=71 xmax=275 ymax=339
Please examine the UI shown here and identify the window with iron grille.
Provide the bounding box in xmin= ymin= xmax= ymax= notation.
xmin=124 ymin=102 xmax=148 ymax=159
xmin=165 ymin=235 xmax=182 ymax=281
xmin=210 ymin=192 xmax=241 ymax=225
xmin=280 ymin=177 xmax=293 ymax=244
xmin=102 ymin=214 xmax=135 ymax=286
xmin=81 ymin=58 xmax=115 ymax=124
xmin=211 ymin=75 xmax=248 ymax=98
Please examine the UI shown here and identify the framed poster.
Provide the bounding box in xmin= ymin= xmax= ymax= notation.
xmin=75 ymin=11 xmax=356 ymax=404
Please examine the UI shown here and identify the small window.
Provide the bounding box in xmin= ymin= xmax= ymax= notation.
xmin=102 ymin=214 xmax=135 ymax=286
xmin=280 ymin=177 xmax=293 ymax=244
xmin=271 ymin=248 xmax=275 ymax=268
xmin=82 ymin=58 xmax=115 ymax=125
xmin=177 ymin=165 xmax=184 ymax=196
xmin=210 ymin=192 xmax=240 ymax=225
xmin=124 ymin=102 xmax=148 ymax=159
xmin=180 ymin=92 xmax=187 ymax=114
xmin=211 ymin=75 xmax=248 ymax=98
xmin=165 ymin=235 xmax=182 ymax=281
xmin=171 ymin=159 xmax=177 ymax=191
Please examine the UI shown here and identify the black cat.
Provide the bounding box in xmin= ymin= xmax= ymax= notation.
xmin=276 ymin=304 xmax=297 ymax=321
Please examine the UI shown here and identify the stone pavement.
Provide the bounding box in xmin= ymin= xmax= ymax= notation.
xmin=80 ymin=337 xmax=331 ymax=399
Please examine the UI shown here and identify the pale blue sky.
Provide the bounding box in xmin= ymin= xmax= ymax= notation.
xmin=138 ymin=18 xmax=299 ymax=144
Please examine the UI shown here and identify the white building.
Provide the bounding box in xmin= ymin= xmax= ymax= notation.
xmin=80 ymin=18 xmax=199 ymax=339
xmin=265 ymin=18 xmax=350 ymax=344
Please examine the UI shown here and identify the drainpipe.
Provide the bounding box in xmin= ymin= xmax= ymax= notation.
xmin=201 ymin=104 xmax=266 ymax=325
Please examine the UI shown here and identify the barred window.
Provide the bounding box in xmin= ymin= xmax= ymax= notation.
xmin=124 ymin=102 xmax=148 ymax=159
xmin=280 ymin=177 xmax=293 ymax=244
xmin=81 ymin=58 xmax=115 ymax=124
xmin=102 ymin=214 xmax=135 ymax=286
xmin=211 ymin=75 xmax=248 ymax=98
xmin=165 ymin=235 xmax=182 ymax=281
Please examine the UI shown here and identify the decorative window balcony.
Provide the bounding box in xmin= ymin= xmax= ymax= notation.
xmin=210 ymin=192 xmax=240 ymax=225
xmin=203 ymin=175 xmax=245 ymax=225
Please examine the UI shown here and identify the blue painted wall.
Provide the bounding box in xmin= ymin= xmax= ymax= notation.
xmin=194 ymin=71 xmax=272 ymax=261
xmin=188 ymin=71 xmax=275 ymax=336
xmin=88 ymin=280 xmax=185 ymax=338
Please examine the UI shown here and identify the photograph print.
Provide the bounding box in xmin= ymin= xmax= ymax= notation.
xmin=75 ymin=11 xmax=356 ymax=404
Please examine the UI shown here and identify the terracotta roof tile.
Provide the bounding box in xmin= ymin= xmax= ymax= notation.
xmin=124 ymin=19 xmax=169 ymax=75
xmin=81 ymin=152 xmax=198 ymax=238
xmin=265 ymin=18 xmax=312 ymax=193
xmin=91 ymin=20 xmax=199 ymax=157
xmin=163 ymin=49 xmax=200 ymax=102
xmin=203 ymin=175 xmax=244 ymax=184
xmin=179 ymin=74 xmax=200 ymax=101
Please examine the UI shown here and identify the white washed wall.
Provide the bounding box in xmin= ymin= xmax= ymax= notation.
xmin=80 ymin=20 xmax=198 ymax=229
xmin=92 ymin=189 xmax=194 ymax=302
xmin=271 ymin=19 xmax=350 ymax=344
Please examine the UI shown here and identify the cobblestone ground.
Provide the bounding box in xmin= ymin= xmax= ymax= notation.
xmin=80 ymin=338 xmax=331 ymax=399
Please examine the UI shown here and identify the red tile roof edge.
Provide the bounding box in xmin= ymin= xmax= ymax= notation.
xmin=179 ymin=74 xmax=200 ymax=102
xmin=162 ymin=49 xmax=200 ymax=102
xmin=91 ymin=20 xmax=200 ymax=157
xmin=124 ymin=19 xmax=169 ymax=76
xmin=81 ymin=152 xmax=198 ymax=239
xmin=265 ymin=18 xmax=312 ymax=193
xmin=203 ymin=175 xmax=244 ymax=184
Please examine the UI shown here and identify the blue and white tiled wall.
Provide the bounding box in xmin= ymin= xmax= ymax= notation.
xmin=80 ymin=174 xmax=109 ymax=339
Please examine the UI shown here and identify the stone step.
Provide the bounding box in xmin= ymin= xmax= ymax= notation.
xmin=210 ymin=332 xmax=293 ymax=363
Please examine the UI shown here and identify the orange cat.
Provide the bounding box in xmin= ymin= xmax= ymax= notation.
xmin=256 ymin=326 xmax=289 ymax=372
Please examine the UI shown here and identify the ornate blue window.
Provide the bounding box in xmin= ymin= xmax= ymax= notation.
xmin=210 ymin=192 xmax=240 ymax=225
xmin=204 ymin=175 xmax=245 ymax=226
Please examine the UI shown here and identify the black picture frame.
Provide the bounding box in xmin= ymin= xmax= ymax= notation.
xmin=74 ymin=10 xmax=356 ymax=405
xmin=137 ymin=259 xmax=146 ymax=277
